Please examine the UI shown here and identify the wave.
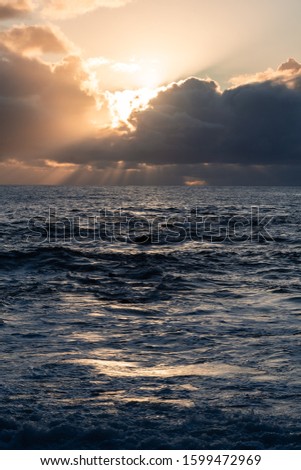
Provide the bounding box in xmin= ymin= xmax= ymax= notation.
xmin=0 ymin=404 xmax=300 ymax=450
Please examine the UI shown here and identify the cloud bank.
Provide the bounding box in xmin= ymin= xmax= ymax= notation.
xmin=49 ymin=58 xmax=301 ymax=184
xmin=1 ymin=22 xmax=301 ymax=186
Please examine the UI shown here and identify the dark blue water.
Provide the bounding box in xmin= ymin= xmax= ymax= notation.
xmin=0 ymin=186 xmax=300 ymax=449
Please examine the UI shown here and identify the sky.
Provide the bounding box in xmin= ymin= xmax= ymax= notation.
xmin=1 ymin=0 xmax=301 ymax=185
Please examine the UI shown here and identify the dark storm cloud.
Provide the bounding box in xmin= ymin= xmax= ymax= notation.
xmin=55 ymin=66 xmax=301 ymax=174
xmin=130 ymin=76 xmax=301 ymax=166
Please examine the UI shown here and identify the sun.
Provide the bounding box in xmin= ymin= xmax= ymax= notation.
xmin=106 ymin=87 xmax=160 ymax=130
xmin=83 ymin=55 xmax=165 ymax=130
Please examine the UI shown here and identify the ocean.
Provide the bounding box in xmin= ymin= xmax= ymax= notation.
xmin=0 ymin=186 xmax=300 ymax=449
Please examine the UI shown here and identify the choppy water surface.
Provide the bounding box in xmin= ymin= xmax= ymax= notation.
xmin=0 ymin=186 xmax=300 ymax=449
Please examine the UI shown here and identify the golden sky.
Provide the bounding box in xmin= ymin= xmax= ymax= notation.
xmin=1 ymin=0 xmax=301 ymax=185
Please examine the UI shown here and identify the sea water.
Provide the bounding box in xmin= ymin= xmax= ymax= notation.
xmin=0 ymin=186 xmax=300 ymax=449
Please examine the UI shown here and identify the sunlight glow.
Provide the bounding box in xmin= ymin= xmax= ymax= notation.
xmin=185 ymin=179 xmax=207 ymax=186
xmin=69 ymin=358 xmax=260 ymax=378
xmin=106 ymin=87 xmax=160 ymax=129
xmin=44 ymin=160 xmax=77 ymax=169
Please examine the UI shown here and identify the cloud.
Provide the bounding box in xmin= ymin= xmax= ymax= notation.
xmin=47 ymin=58 xmax=301 ymax=184
xmin=0 ymin=25 xmax=72 ymax=56
xmin=41 ymin=0 xmax=134 ymax=19
xmin=278 ymin=57 xmax=301 ymax=73
xmin=0 ymin=0 xmax=33 ymax=19
xmin=0 ymin=0 xmax=134 ymax=21
xmin=230 ymin=57 xmax=301 ymax=87
xmin=56 ymin=71 xmax=301 ymax=164
xmin=0 ymin=27 xmax=99 ymax=163
xmin=1 ymin=53 xmax=301 ymax=185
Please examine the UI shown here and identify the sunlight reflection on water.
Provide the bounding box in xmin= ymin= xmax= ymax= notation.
xmin=69 ymin=358 xmax=262 ymax=378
